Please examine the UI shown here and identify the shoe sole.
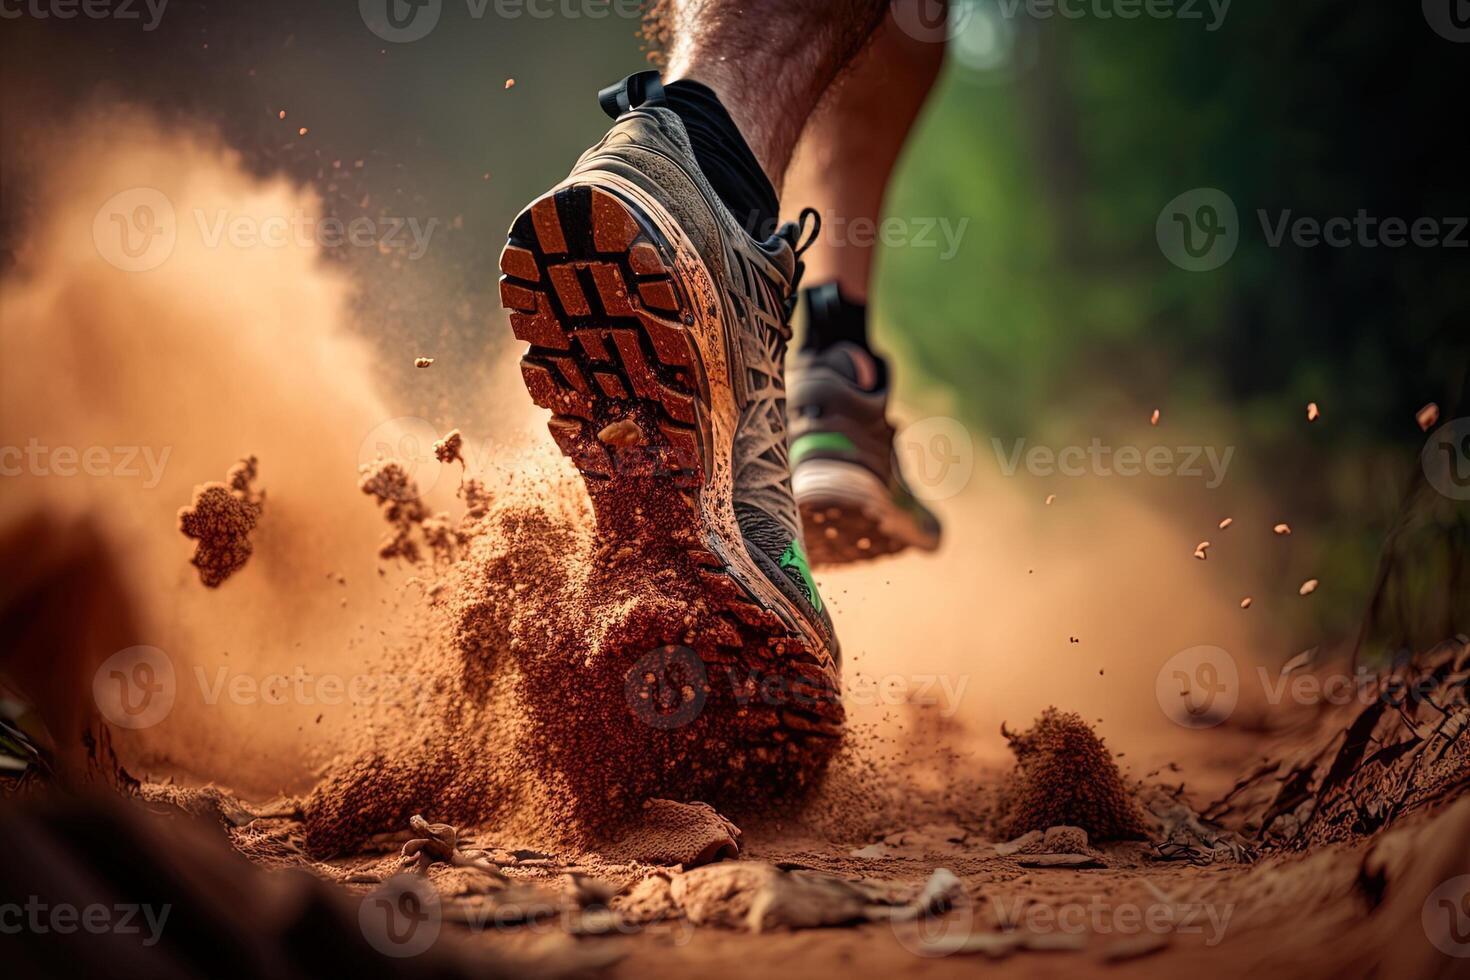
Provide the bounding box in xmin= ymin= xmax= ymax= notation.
xmin=499 ymin=180 xmax=842 ymax=737
xmin=795 ymin=460 xmax=940 ymax=566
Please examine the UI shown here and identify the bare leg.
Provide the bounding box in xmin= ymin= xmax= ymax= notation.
xmin=784 ymin=2 xmax=948 ymax=301
xmin=656 ymin=0 xmax=890 ymax=189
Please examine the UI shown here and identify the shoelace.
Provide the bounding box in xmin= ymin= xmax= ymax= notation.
xmin=779 ymin=207 xmax=822 ymax=328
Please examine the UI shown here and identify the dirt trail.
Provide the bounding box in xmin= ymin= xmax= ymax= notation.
xmin=3 ymin=111 xmax=1468 ymax=979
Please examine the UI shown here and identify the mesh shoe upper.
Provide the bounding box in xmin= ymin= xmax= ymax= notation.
xmin=568 ymin=82 xmax=828 ymax=626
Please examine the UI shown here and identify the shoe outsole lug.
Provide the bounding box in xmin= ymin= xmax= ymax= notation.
xmin=499 ymin=183 xmax=843 ymax=739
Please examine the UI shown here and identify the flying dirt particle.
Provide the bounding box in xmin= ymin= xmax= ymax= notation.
xmin=1299 ymin=578 xmax=1319 ymax=596
xmin=414 ymin=356 xmax=434 ymax=368
xmin=1150 ymin=408 xmax=1160 ymax=426
xmin=1306 ymin=401 xmax=1320 ymax=422
xmin=459 ymin=478 xmax=491 ymax=518
xmin=1218 ymin=517 xmax=1233 ymax=529
xmin=1417 ymin=402 xmax=1440 ymax=431
xmin=177 ymin=456 xmax=265 ymax=588
xmin=297 ymin=127 xmax=308 ymax=136
xmin=994 ymin=707 xmax=1150 ymax=841
xmin=1044 ymin=494 xmax=1056 ymax=505
xmin=357 ymin=458 xmax=428 ymax=562
xmin=1240 ymin=597 xmax=1253 ymax=609
xmin=857 ymin=537 xmax=872 ymax=551
xmin=277 ymin=109 xmax=285 ymax=120
xmin=597 ymin=418 xmax=645 ymax=447
xmin=1274 ymin=523 xmax=1292 ymax=535
xmin=504 ymin=78 xmax=516 ymax=90
xmin=433 ymin=429 xmax=463 ymax=466
xmin=1193 ymin=541 xmax=1210 ymax=560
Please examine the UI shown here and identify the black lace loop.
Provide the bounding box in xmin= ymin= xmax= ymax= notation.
xmin=781 ymin=208 xmax=822 ymax=326
xmin=791 ymin=207 xmax=822 ymax=260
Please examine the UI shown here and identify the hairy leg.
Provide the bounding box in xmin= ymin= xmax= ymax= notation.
xmin=783 ymin=2 xmax=948 ymax=301
xmin=654 ymin=0 xmax=890 ymax=189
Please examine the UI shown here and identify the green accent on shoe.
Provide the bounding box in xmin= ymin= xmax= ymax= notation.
xmin=789 ymin=431 xmax=857 ymax=467
xmin=778 ymin=538 xmax=823 ymax=614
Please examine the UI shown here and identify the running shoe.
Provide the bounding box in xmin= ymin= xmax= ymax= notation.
xmin=789 ymin=285 xmax=942 ymax=565
xmin=497 ymin=71 xmax=842 ymax=733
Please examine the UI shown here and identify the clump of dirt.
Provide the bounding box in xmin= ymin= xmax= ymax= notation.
xmin=301 ymin=473 xmax=844 ymax=858
xmin=994 ymin=707 xmax=1149 ymax=841
xmin=177 ymin=456 xmax=264 ymax=587
xmin=357 ymin=458 xmax=429 ymax=562
xmin=434 ymin=429 xmax=464 ymax=466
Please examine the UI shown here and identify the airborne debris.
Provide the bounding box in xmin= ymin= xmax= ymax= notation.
xmin=1417 ymin=402 xmax=1440 ymax=431
xmin=1218 ymin=517 xmax=1233 ymax=529
xmin=434 ymin=428 xmax=464 ymax=466
xmin=1298 ymin=578 xmax=1319 ymax=596
xmin=177 ymin=455 xmax=265 ymax=588
xmin=1306 ymin=401 xmax=1320 ymax=422
xmin=1193 ymin=541 xmax=1210 ymax=560
xmin=1274 ymin=523 xmax=1292 ymax=535
xmin=414 ymin=356 xmax=435 ymax=368
xmin=1150 ymin=408 xmax=1160 ymax=426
